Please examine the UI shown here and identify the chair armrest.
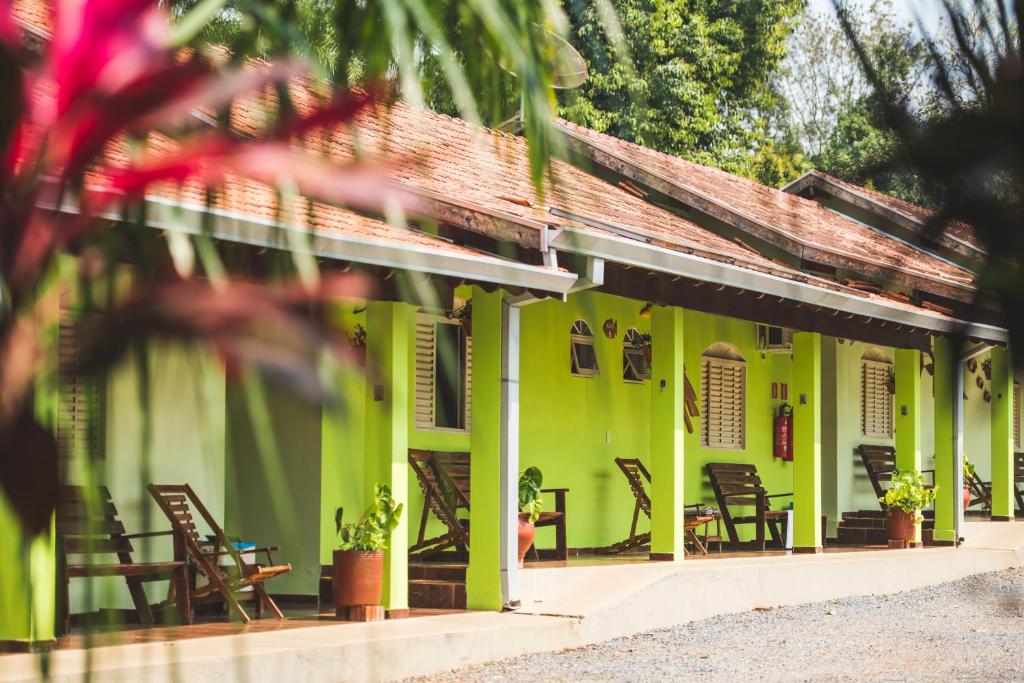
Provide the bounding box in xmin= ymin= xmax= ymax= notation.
xmin=541 ymin=489 xmax=567 ymax=515
xmin=766 ymin=492 xmax=793 ymax=499
xmin=121 ymin=530 xmax=176 ymax=540
xmin=540 ymin=488 xmax=569 ymax=493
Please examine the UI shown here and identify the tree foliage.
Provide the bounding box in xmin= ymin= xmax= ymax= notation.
xmin=556 ymin=0 xmax=804 ymax=182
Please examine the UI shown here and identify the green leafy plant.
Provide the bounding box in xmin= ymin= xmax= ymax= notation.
xmin=518 ymin=467 xmax=543 ymax=524
xmin=880 ymin=469 xmax=937 ymax=520
xmin=963 ymin=457 xmax=976 ymax=481
xmin=335 ymin=483 xmax=404 ymax=551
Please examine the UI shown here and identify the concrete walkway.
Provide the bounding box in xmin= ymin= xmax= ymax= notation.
xmin=5 ymin=523 xmax=1024 ymax=683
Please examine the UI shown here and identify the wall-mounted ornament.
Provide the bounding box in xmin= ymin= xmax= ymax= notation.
xmin=976 ymin=375 xmax=985 ymax=389
xmin=887 ymin=369 xmax=896 ymax=395
xmin=603 ymin=319 xmax=618 ymax=339
xmin=921 ymin=353 xmax=934 ymax=376
xmin=984 ymin=390 xmax=992 ymax=403
xmin=967 ymin=357 xmax=978 ymax=374
xmin=982 ymin=358 xmax=992 ymax=380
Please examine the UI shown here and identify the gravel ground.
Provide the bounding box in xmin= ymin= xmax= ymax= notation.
xmin=411 ymin=568 xmax=1024 ymax=682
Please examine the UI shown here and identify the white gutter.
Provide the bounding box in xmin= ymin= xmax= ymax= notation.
xmin=551 ymin=226 xmax=1008 ymax=343
xmin=96 ymin=195 xmax=579 ymax=295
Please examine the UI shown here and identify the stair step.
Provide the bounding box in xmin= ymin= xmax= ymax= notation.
xmin=409 ymin=579 xmax=466 ymax=610
xmin=408 ymin=562 xmax=467 ymax=582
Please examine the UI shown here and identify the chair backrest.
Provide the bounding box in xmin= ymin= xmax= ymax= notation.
xmin=857 ymin=445 xmax=896 ymax=503
xmin=705 ymin=463 xmax=766 ymax=510
xmin=614 ymin=458 xmax=652 ymax=518
xmin=1015 ymin=453 xmax=1024 ymax=485
xmin=409 ymin=450 xmax=471 ymax=530
xmin=57 ymin=485 xmax=134 ymax=561
xmin=147 ymin=484 xmax=241 ymax=577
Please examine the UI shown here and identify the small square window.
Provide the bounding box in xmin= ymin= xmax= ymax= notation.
xmin=570 ymin=320 xmax=599 ymax=377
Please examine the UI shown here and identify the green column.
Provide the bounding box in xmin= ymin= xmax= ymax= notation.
xmin=466 ymin=287 xmax=504 ymax=609
xmin=793 ymin=331 xmax=822 ymax=553
xmin=991 ymin=346 xmax=1014 ymax=521
xmin=933 ymin=336 xmax=957 ymax=543
xmin=364 ymin=301 xmax=413 ymax=611
xmin=895 ymin=348 xmax=923 ymax=544
xmin=650 ymin=306 xmax=685 ymax=560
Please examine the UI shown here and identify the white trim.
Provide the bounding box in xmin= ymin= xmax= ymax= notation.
xmin=550 ymin=226 xmax=1008 ymax=343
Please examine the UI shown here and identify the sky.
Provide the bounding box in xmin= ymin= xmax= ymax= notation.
xmin=808 ymin=0 xmax=947 ymax=35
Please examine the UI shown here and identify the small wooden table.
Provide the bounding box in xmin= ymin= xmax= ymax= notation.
xmin=683 ymin=510 xmax=722 ymax=555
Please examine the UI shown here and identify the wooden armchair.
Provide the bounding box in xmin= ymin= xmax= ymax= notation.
xmin=857 ymin=445 xmax=935 ymax=508
xmin=705 ymin=462 xmax=789 ymax=550
xmin=408 ymin=449 xmax=568 ymax=560
xmin=147 ymin=484 xmax=291 ymax=623
xmin=1015 ymin=453 xmax=1024 ymax=514
xmin=56 ymin=485 xmax=189 ymax=635
xmin=604 ymin=458 xmax=717 ymax=555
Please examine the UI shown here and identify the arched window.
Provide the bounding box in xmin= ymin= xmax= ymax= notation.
xmin=860 ymin=348 xmax=893 ymax=439
xmin=701 ymin=343 xmax=746 ymax=450
xmin=622 ymin=328 xmax=650 ymax=382
xmin=570 ymin=319 xmax=599 ymax=377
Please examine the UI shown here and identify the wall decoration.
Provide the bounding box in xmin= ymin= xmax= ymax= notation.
xmin=967 ymin=357 xmax=978 ymax=374
xmin=976 ymin=375 xmax=985 ymax=389
xmin=603 ymin=318 xmax=618 ymax=339
xmin=984 ymin=390 xmax=992 ymax=403
xmin=982 ymin=358 xmax=992 ymax=380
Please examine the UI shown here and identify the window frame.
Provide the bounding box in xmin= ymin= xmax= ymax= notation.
xmin=622 ymin=328 xmax=650 ymax=383
xmin=414 ymin=313 xmax=472 ymax=433
xmin=570 ymin=319 xmax=599 ymax=377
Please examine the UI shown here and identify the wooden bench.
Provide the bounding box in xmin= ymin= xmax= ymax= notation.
xmin=56 ymin=485 xmax=189 ymax=634
xmin=705 ymin=463 xmax=789 ymax=550
xmin=148 ymin=484 xmax=291 ymax=623
xmin=604 ymin=457 xmax=719 ymax=555
xmin=408 ymin=449 xmax=568 ymax=560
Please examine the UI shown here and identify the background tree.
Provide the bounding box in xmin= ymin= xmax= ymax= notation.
xmin=555 ymin=0 xmax=804 ymax=182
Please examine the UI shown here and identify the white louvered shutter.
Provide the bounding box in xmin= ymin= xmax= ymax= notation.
xmin=701 ymin=358 xmax=746 ymax=450
xmin=861 ymin=360 xmax=893 ymax=439
xmin=464 ymin=334 xmax=472 ymax=427
xmin=414 ymin=315 xmax=436 ymax=429
xmin=1014 ymin=383 xmax=1021 ymax=450
xmin=57 ymin=291 xmax=103 ymax=459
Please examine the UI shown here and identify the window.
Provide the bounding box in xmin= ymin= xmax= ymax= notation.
xmin=570 ymin=319 xmax=599 ymax=377
xmin=860 ymin=351 xmax=893 ymax=439
xmin=414 ymin=314 xmax=472 ymax=431
xmin=57 ymin=287 xmax=104 ymax=459
xmin=701 ymin=343 xmax=746 ymax=450
xmin=1014 ymin=382 xmax=1021 ymax=450
xmin=622 ymin=328 xmax=650 ymax=382
xmin=756 ymin=324 xmax=793 ymax=353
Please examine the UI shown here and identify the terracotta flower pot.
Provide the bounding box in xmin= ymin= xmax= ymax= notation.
xmin=963 ymin=486 xmax=971 ymax=510
xmin=333 ymin=549 xmax=383 ymax=609
xmin=886 ymin=508 xmax=916 ymax=542
xmin=517 ymin=513 xmax=536 ymax=568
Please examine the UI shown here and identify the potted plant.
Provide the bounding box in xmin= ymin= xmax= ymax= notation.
xmin=963 ymin=458 xmax=976 ymax=509
xmin=450 ymin=300 xmax=472 ymax=337
xmin=879 ymin=470 xmax=936 ymax=546
xmin=517 ymin=467 xmax=544 ymax=568
xmin=332 ymin=483 xmax=403 ymax=617
xmin=346 ymin=323 xmax=367 ymax=366
xmin=637 ymin=332 xmax=653 ymax=365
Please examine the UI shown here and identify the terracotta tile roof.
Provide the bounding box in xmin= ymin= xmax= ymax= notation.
xmin=791 ymin=170 xmax=984 ymax=255
xmin=11 ymin=0 xmax=52 ymax=35
xmin=554 ymin=119 xmax=977 ymax=301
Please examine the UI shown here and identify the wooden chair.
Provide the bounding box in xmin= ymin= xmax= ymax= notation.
xmin=408 ymin=449 xmax=568 ymax=560
xmin=705 ymin=462 xmax=789 ymax=550
xmin=604 ymin=458 xmax=718 ymax=555
xmin=56 ymin=485 xmax=189 ymax=635
xmin=147 ymin=484 xmax=291 ymax=623
xmin=1015 ymin=453 xmax=1024 ymax=514
xmin=964 ymin=468 xmax=992 ymax=511
xmin=857 ymin=444 xmax=935 ymax=508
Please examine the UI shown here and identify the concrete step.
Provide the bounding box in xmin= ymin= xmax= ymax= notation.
xmin=408 ymin=562 xmax=467 ymax=582
xmin=409 ymin=579 xmax=466 ymax=610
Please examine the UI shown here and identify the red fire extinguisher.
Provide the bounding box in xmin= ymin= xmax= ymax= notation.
xmin=774 ymin=403 xmax=794 ymax=461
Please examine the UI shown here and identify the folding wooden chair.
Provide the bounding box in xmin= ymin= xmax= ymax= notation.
xmin=147 ymin=484 xmax=291 ymax=623
xmin=56 ymin=485 xmax=190 ymax=634
xmin=408 ymin=449 xmax=568 ymax=560
xmin=604 ymin=457 xmax=715 ymax=555
xmin=705 ymin=462 xmax=789 ymax=550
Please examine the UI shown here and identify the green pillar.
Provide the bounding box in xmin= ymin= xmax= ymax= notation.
xmin=933 ymin=336 xmax=957 ymax=544
xmin=650 ymin=306 xmax=685 ymax=560
xmin=991 ymin=346 xmax=1015 ymax=521
xmin=793 ymin=331 xmax=822 ymax=553
xmin=365 ymin=301 xmax=413 ymax=611
xmin=895 ymin=348 xmax=923 ymax=544
xmin=466 ymin=287 xmax=504 ymax=609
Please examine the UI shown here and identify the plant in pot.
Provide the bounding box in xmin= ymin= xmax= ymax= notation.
xmin=333 ymin=483 xmax=403 ymax=618
xmin=880 ymin=470 xmax=936 ymax=547
xmin=637 ymin=332 xmax=653 ymax=365
xmin=517 ymin=467 xmax=544 ymax=568
xmin=963 ymin=458 xmax=976 ymax=510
